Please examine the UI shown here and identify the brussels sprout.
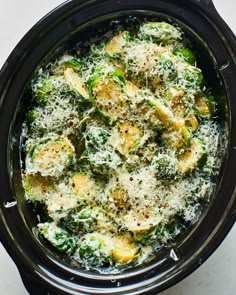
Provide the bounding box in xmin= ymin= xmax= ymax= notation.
xmin=155 ymin=217 xmax=184 ymax=243
xmin=182 ymin=125 xmax=192 ymax=145
xmin=61 ymin=206 xmax=112 ymax=234
xmin=161 ymin=124 xmax=192 ymax=150
xmin=60 ymin=206 xmax=96 ymax=234
xmin=88 ymin=69 xmax=126 ymax=95
xmin=105 ymin=31 xmax=130 ymax=57
xmin=178 ymin=66 xmax=204 ymax=91
xmin=132 ymin=228 xmax=157 ymax=245
xmin=144 ymin=97 xmax=185 ymax=131
xmin=173 ymin=48 xmax=196 ymax=65
xmin=112 ymin=235 xmax=139 ymax=264
xmin=195 ymin=95 xmax=215 ymax=118
xmin=186 ymin=114 xmax=199 ymax=132
xmin=152 ymin=154 xmax=178 ymax=180
xmin=123 ymin=210 xmax=163 ymax=233
xmin=163 ymin=86 xmax=192 ymax=118
xmin=26 ymin=94 xmax=81 ymax=136
xmin=88 ymin=147 xmax=121 ymax=174
xmin=70 ymin=173 xmax=99 ymax=201
xmin=144 ymin=97 xmax=173 ymax=126
xmin=139 ymin=22 xmax=182 ymax=44
xmin=88 ymin=70 xmax=127 ymax=121
xmin=75 ymin=233 xmax=113 ymax=268
xmin=45 ymin=191 xmax=79 ymax=223
xmin=28 ymin=135 xmax=75 ymax=177
xmin=110 ymin=121 xmax=143 ymax=156
xmin=64 ymin=67 xmax=89 ymax=99
xmin=26 ymin=108 xmax=40 ymax=124
xmin=23 ymin=174 xmax=54 ymax=202
xmin=123 ymin=41 xmax=165 ymax=79
xmin=54 ymin=54 xmax=82 ymax=75
xmin=125 ymin=81 xmax=140 ymax=99
xmin=33 ymin=76 xmax=65 ymax=104
xmin=164 ymin=86 xmax=185 ymax=101
xmin=161 ymin=129 xmax=183 ymax=149
xmin=157 ymin=55 xmax=177 ymax=82
xmin=177 ymin=138 xmax=205 ymax=173
xmin=108 ymin=186 xmax=130 ymax=210
xmin=38 ymin=222 xmax=76 ymax=253
xmin=84 ymin=126 xmax=121 ymax=173
xmin=84 ymin=126 xmax=109 ymax=153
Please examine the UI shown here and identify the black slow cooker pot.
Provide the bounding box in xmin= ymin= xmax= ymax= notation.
xmin=0 ymin=0 xmax=236 ymax=294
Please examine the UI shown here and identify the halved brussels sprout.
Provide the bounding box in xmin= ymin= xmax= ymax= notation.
xmin=110 ymin=121 xmax=143 ymax=156
xmin=161 ymin=126 xmax=191 ymax=149
xmin=163 ymin=86 xmax=189 ymax=118
xmin=54 ymin=54 xmax=82 ymax=75
xmin=112 ymin=235 xmax=139 ymax=264
xmin=75 ymin=233 xmax=113 ymax=268
xmin=164 ymin=86 xmax=185 ymax=101
xmin=144 ymin=97 xmax=185 ymax=130
xmin=123 ymin=210 xmax=163 ymax=233
xmin=29 ymin=135 xmax=75 ymax=177
xmin=23 ymin=174 xmax=54 ymax=202
xmin=88 ymin=147 xmax=121 ymax=174
xmin=186 ymin=114 xmax=199 ymax=132
xmin=157 ymin=55 xmax=177 ymax=82
xmin=33 ymin=76 xmax=65 ymax=104
xmin=177 ymin=138 xmax=205 ymax=173
xmin=155 ymin=217 xmax=184 ymax=243
xmin=109 ymin=186 xmax=129 ymax=210
xmin=89 ymin=71 xmax=126 ymax=121
xmin=84 ymin=126 xmax=109 ymax=153
xmin=26 ymin=108 xmax=40 ymax=124
xmin=60 ymin=206 xmax=96 ymax=234
xmin=122 ymin=41 xmax=165 ymax=80
xmin=125 ymin=81 xmax=140 ymax=99
xmin=140 ymin=22 xmax=182 ymax=44
xmin=173 ymin=48 xmax=196 ymax=65
xmin=64 ymin=67 xmax=89 ymax=99
xmin=70 ymin=173 xmax=98 ymax=201
xmin=38 ymin=222 xmax=76 ymax=253
xmin=105 ymin=31 xmax=130 ymax=57
xmin=84 ymin=126 xmax=121 ymax=173
xmin=195 ymin=95 xmax=215 ymax=118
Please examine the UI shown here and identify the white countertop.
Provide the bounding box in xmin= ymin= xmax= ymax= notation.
xmin=0 ymin=0 xmax=235 ymax=294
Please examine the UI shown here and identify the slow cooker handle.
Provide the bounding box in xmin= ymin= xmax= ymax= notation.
xmin=189 ymin=0 xmax=236 ymax=47
xmin=189 ymin=0 xmax=217 ymax=10
xmin=190 ymin=0 xmax=213 ymax=5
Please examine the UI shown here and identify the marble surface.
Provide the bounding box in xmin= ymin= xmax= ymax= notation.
xmin=0 ymin=0 xmax=235 ymax=294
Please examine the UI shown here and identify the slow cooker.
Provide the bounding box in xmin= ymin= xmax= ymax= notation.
xmin=0 ymin=0 xmax=236 ymax=294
